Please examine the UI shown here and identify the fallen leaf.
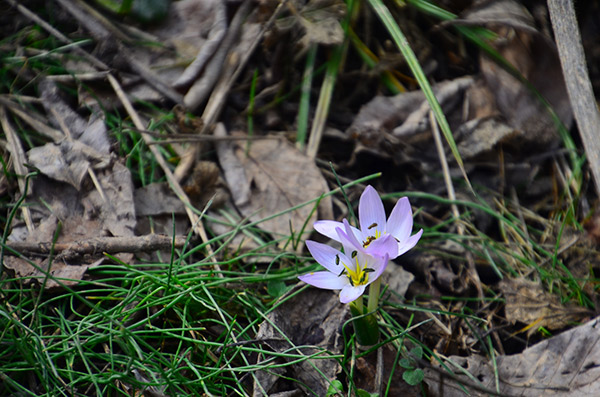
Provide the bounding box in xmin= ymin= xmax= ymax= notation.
xmin=215 ymin=125 xmax=332 ymax=247
xmin=464 ymin=0 xmax=573 ymax=147
xmin=500 ymin=278 xmax=591 ymax=336
xmin=39 ymin=78 xmax=111 ymax=153
xmin=275 ymin=0 xmax=347 ymax=49
xmin=253 ymin=287 xmax=345 ymax=395
xmin=424 ymin=315 xmax=600 ymax=396
xmin=456 ymin=118 xmax=518 ymax=159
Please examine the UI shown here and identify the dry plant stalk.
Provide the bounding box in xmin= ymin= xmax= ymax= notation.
xmin=548 ymin=0 xmax=600 ymax=197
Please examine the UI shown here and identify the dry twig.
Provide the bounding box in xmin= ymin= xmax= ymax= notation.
xmin=548 ymin=1 xmax=600 ymax=197
xmin=106 ymin=74 xmax=218 ymax=269
xmin=4 ymin=235 xmax=187 ymax=259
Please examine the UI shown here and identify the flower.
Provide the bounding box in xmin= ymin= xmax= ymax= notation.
xmin=299 ymin=239 xmax=390 ymax=303
xmin=314 ymin=185 xmax=422 ymax=260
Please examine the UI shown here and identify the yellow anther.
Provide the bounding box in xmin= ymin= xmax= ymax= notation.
xmin=343 ymin=257 xmax=369 ymax=287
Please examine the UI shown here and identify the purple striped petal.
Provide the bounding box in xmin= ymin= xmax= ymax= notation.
xmin=299 ymin=271 xmax=348 ymax=290
xmin=305 ymin=240 xmax=346 ymax=274
xmin=359 ymin=186 xmax=386 ymax=236
xmin=313 ymin=220 xmax=344 ymax=242
xmin=386 ymin=197 xmax=412 ymax=242
xmin=397 ymin=229 xmax=423 ymax=257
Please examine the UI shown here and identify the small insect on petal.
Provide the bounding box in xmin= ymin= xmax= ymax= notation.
xmin=368 ymin=223 xmax=378 ymax=229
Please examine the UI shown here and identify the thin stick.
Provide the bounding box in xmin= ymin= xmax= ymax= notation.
xmin=4 ymin=235 xmax=187 ymax=256
xmin=429 ymin=111 xmax=483 ymax=298
xmin=107 ymin=74 xmax=218 ymax=269
xmin=5 ymin=0 xmax=109 ymax=70
xmin=548 ymin=0 xmax=600 ymax=197
xmin=174 ymin=0 xmax=288 ymax=182
xmin=0 ymin=106 xmax=34 ymax=233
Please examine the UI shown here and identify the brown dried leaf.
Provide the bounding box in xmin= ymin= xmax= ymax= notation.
xmin=253 ymin=287 xmax=345 ymax=395
xmin=3 ymin=255 xmax=104 ymax=290
xmin=469 ymin=0 xmax=572 ymax=147
xmin=6 ymin=154 xmax=136 ymax=288
xmin=215 ymin=127 xmax=332 ymax=245
xmin=500 ymin=278 xmax=591 ymax=336
xmin=28 ymin=141 xmax=93 ymax=190
xmin=425 ymin=315 xmax=600 ymax=396
xmin=347 ymin=77 xmax=473 ymax=148
xmin=40 ymin=77 xmax=110 ymax=153
xmin=275 ymin=0 xmax=346 ymax=49
xmin=456 ymin=118 xmax=518 ymax=159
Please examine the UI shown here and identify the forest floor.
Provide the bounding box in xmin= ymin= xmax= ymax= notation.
xmin=2 ymin=0 xmax=600 ymax=396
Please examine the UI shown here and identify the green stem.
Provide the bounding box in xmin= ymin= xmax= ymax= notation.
xmin=352 ymin=296 xmax=364 ymax=313
xmin=367 ymin=277 xmax=381 ymax=313
xmin=349 ymin=297 xmax=379 ymax=346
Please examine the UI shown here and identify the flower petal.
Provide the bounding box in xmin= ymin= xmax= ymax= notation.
xmin=313 ymin=220 xmax=344 ymax=242
xmin=365 ymin=253 xmax=389 ymax=285
xmin=397 ymin=229 xmax=423 ymax=257
xmin=299 ymin=271 xmax=348 ymax=290
xmin=340 ymin=284 xmax=366 ymax=303
xmin=364 ymin=233 xmax=398 ymax=259
xmin=385 ymin=197 xmax=412 ymax=241
xmin=338 ymin=219 xmax=365 ymax=255
xmin=359 ymin=186 xmax=386 ymax=237
xmin=305 ymin=240 xmax=345 ymax=274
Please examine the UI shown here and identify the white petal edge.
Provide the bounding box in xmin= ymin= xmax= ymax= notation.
xmin=340 ymin=284 xmax=366 ymax=304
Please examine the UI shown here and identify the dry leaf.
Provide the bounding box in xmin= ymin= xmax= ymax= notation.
xmin=28 ymin=141 xmax=98 ymax=190
xmin=253 ymin=287 xmax=345 ymax=395
xmin=215 ymin=126 xmax=332 ymax=246
xmin=39 ymin=78 xmax=111 ymax=153
xmin=500 ymin=278 xmax=591 ymax=336
xmin=456 ymin=118 xmax=518 ymax=159
xmin=6 ymin=153 xmax=137 ymax=288
xmin=425 ymin=315 xmax=600 ymax=396
xmin=4 ymin=255 xmax=104 ymax=290
xmin=275 ymin=0 xmax=346 ymax=54
xmin=467 ymin=0 xmax=573 ymax=147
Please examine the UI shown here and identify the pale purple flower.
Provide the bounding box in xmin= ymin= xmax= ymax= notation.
xmin=314 ymin=185 xmax=422 ymax=260
xmin=299 ymin=239 xmax=390 ymax=303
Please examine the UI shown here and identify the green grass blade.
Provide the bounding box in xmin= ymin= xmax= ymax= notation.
xmin=367 ymin=0 xmax=471 ymax=190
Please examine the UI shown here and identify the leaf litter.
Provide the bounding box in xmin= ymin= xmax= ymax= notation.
xmin=1 ymin=0 xmax=600 ymax=395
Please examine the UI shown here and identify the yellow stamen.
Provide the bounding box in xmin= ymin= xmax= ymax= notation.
xmin=362 ymin=230 xmax=382 ymax=248
xmin=343 ymin=257 xmax=370 ymax=286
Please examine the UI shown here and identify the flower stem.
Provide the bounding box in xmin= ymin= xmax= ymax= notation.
xmin=350 ymin=296 xmax=379 ymax=346
xmin=353 ymin=295 xmax=364 ymax=313
xmin=367 ymin=277 xmax=381 ymax=313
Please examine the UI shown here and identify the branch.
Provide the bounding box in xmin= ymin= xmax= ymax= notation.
xmin=4 ymin=235 xmax=188 ymax=260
